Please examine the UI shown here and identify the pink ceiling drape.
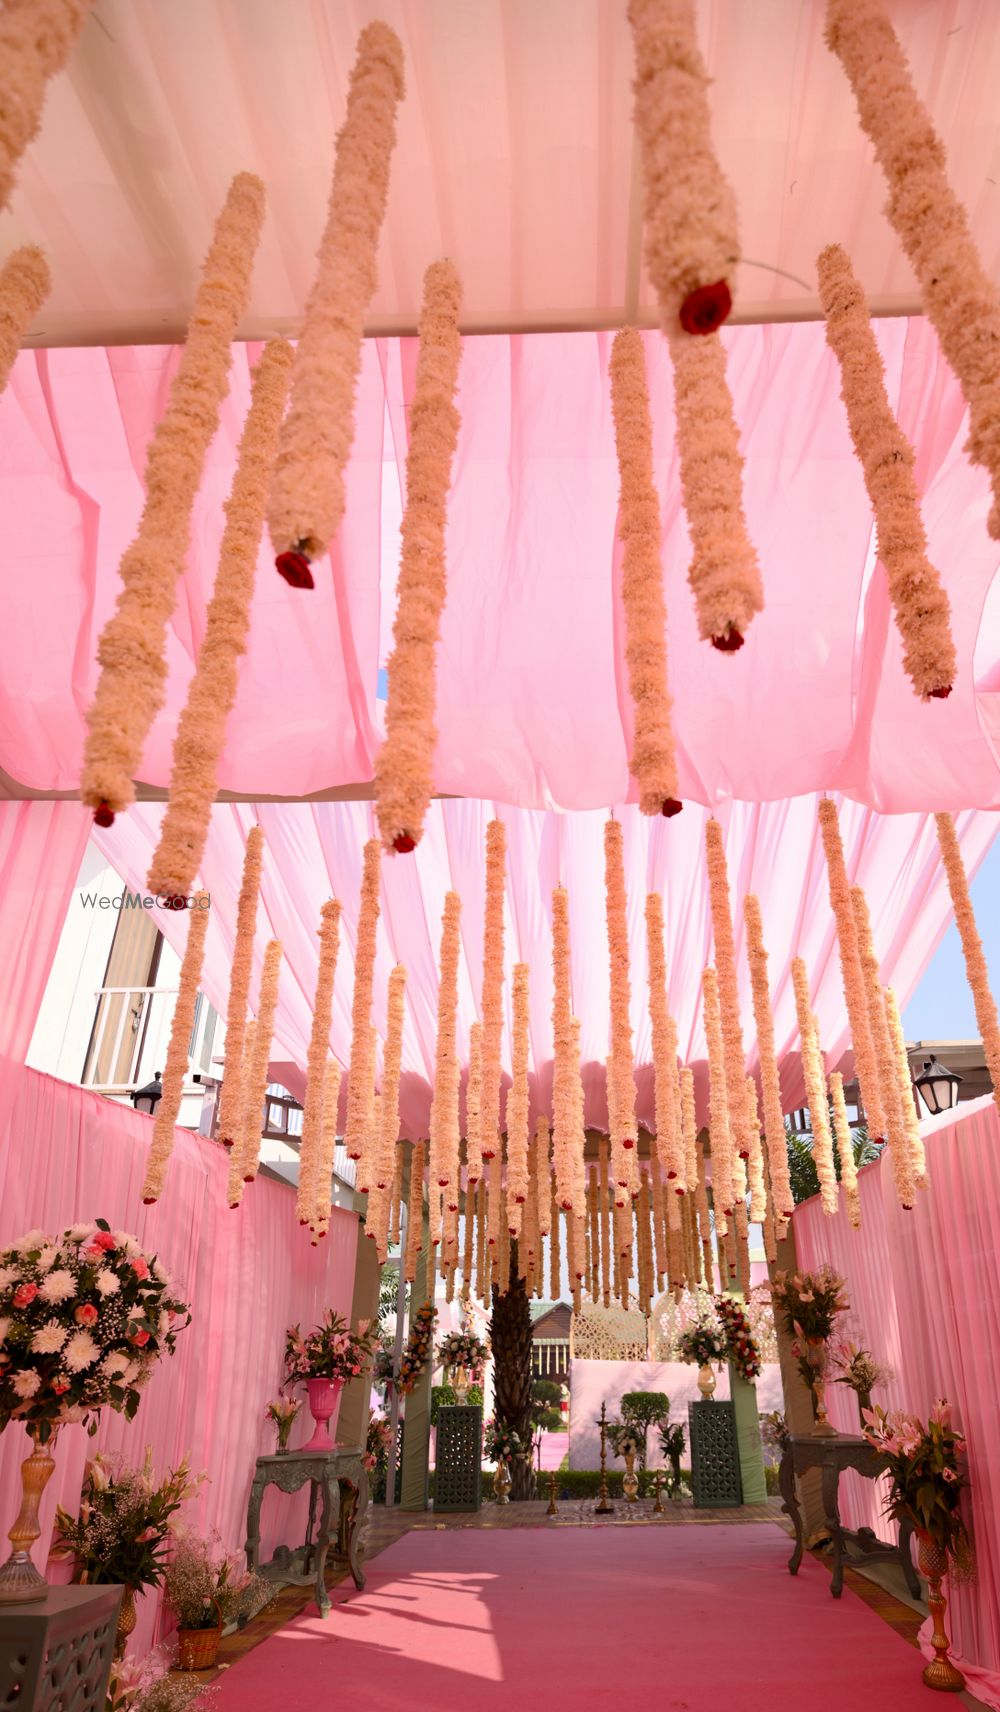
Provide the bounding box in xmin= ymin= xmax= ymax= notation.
xmin=794 ymin=1096 xmax=1000 ymax=1710
xmin=3 ymin=321 xmax=1000 ymax=813
xmin=93 ymin=796 xmax=996 ymax=1136
xmin=0 ymin=1067 xmax=359 ymax=1660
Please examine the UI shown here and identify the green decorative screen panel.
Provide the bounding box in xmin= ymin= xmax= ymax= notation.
xmin=433 ymin=1405 xmax=483 ymax=1513
xmin=688 ymin=1399 xmax=743 ymax=1509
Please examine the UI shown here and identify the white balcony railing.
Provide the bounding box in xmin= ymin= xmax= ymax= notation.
xmin=83 ymin=985 xmax=217 ymax=1098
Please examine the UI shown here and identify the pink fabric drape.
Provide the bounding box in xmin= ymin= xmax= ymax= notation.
xmin=94 ymin=797 xmax=996 ymax=1137
xmin=794 ymin=1095 xmax=1000 ymax=1710
xmin=3 ymin=322 xmax=1000 ymax=813
xmin=0 ymin=1067 xmax=359 ymax=1658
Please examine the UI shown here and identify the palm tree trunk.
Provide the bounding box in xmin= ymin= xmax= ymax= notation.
xmin=489 ymin=1240 xmax=537 ymax=1500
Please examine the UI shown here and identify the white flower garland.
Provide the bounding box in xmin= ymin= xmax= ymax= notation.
xmin=311 ymin=1059 xmax=343 ymax=1242
xmin=0 ymin=245 xmax=49 ymax=396
xmin=551 ymin=885 xmax=577 ymax=1211
xmin=741 ymin=894 xmax=795 ymax=1223
xmin=465 ymin=1020 xmax=483 ymax=1189
xmin=375 ymin=259 xmax=463 ymax=851
xmin=849 ymin=883 xmax=913 ymax=1210
xmin=295 ymin=899 xmax=343 ymax=1225
xmin=646 ymin=892 xmax=686 ymax=1188
xmin=147 ymin=340 xmax=294 ymax=900
xmin=935 ymin=812 xmax=1000 ymax=1115
xmin=479 ymin=818 xmax=507 ymax=1162
xmin=268 ymin=23 xmax=405 ymax=583
xmin=605 ymin=820 xmax=639 ymax=1196
xmin=705 ymin=819 xmax=753 ymax=1163
xmin=505 ymin=963 xmax=531 ymax=1237
xmin=609 ymin=328 xmax=681 ymax=815
xmin=367 ymin=964 xmax=406 ymax=1262
xmin=0 ymin=0 xmax=97 ymax=213
xmin=141 ymin=895 xmax=210 ymax=1203
xmin=217 ymin=826 xmax=264 ymax=1150
xmin=791 ymin=958 xmax=839 ymax=1218
xmin=818 ymin=798 xmax=887 ymax=1141
xmin=536 ymin=1116 xmax=552 ymax=1240
xmin=403 ymin=1140 xmax=426 ymax=1283
xmin=702 ymin=966 xmax=733 ymax=1223
xmin=885 ymin=985 xmax=926 ymax=1194
xmin=428 ymin=890 xmax=461 ymax=1247
xmin=237 ymin=938 xmax=283 ymax=1189
xmin=680 ymin=1065 xmax=699 ymax=1201
xmin=344 ymin=839 xmax=382 ymax=1171
xmin=829 ymin=1069 xmax=861 ymax=1229
xmin=826 ymin=0 xmax=1000 ymax=538
xmin=744 ymin=1077 xmax=766 ymax=1223
xmin=817 ymin=244 xmax=955 ymax=699
xmin=626 ymin=0 xmax=737 ymax=334
xmin=81 ymin=174 xmax=266 ymax=822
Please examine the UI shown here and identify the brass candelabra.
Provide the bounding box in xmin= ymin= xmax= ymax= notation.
xmin=547 ymin=1473 xmax=558 ymax=1517
xmin=594 ymin=1401 xmax=614 ymax=1514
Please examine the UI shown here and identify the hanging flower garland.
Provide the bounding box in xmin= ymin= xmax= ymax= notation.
xmin=680 ymin=1065 xmax=699 ymax=1207
xmin=604 ymin=819 xmax=639 ymax=1194
xmin=141 ymin=895 xmax=211 ymax=1203
xmin=368 ymin=964 xmax=406 ymax=1261
xmin=0 ymin=245 xmax=50 ymax=397
xmin=935 ymin=812 xmax=1000 ymax=1114
xmin=344 ymin=839 xmax=381 ymax=1173
xmin=702 ymin=966 xmax=733 ymax=1222
xmin=829 ymin=1069 xmax=862 ymax=1229
xmin=716 ymin=1293 xmax=762 ymax=1382
xmin=268 ymin=23 xmax=405 ymax=586
xmin=790 ymin=958 xmax=839 ymax=1218
xmin=849 ymin=883 xmax=913 ymax=1210
xmin=609 ymin=328 xmax=681 ymax=816
xmin=549 ymin=1181 xmax=561 ymax=1301
xmin=375 ymin=259 xmax=463 ymax=852
xmin=741 ymin=893 xmax=795 ymax=1223
xmin=389 ymin=1144 xmax=404 ymax=1250
xmin=825 ymin=0 xmax=1000 ymax=538
xmin=816 ymin=244 xmax=955 ymax=700
xmin=465 ymin=1020 xmax=483 ymax=1189
xmin=403 ymin=1140 xmax=426 ymax=1284
xmin=536 ymin=1115 xmax=552 ymax=1242
xmin=237 ymin=939 xmax=283 ymax=1188
xmin=295 ymin=899 xmax=343 ymax=1225
xmin=818 ymin=798 xmax=887 ymax=1142
xmin=147 ymin=340 xmax=294 ymax=902
xmin=479 ymin=819 xmax=507 ymax=1165
xmin=885 ymin=986 xmax=927 ymax=1194
xmin=505 ymin=963 xmax=531 ymax=1237
xmin=626 ymin=0 xmax=737 ymax=336
xmin=397 ymin=1300 xmax=436 ymax=1395
xmin=551 ymin=885 xmax=577 ymax=1211
xmin=744 ymin=1077 xmax=767 ymax=1224
xmin=0 ymin=0 xmax=97 ymax=213
xmin=705 ymin=819 xmax=753 ymax=1163
xmin=218 ymin=826 xmax=264 ymax=1150
xmin=646 ymin=892 xmax=685 ymax=1188
xmin=428 ymin=890 xmax=462 ymax=1245
xmin=80 ymin=173 xmax=266 ymax=824
xmin=487 ymin=1151 xmax=503 ymax=1255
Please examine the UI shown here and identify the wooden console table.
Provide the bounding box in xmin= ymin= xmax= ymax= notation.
xmin=245 ymin=1445 xmax=369 ymax=1617
xmin=779 ymin=1431 xmax=921 ymax=1600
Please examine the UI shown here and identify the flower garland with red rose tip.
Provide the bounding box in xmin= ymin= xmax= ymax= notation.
xmin=140 ymin=895 xmax=210 ymax=1204
xmin=705 ymin=819 xmax=754 ymax=1165
xmin=716 ymin=1293 xmax=762 ymax=1383
xmin=397 ymin=1300 xmax=436 ymax=1395
xmin=403 ymin=1140 xmax=425 ymax=1284
xmin=605 ymin=819 xmax=639 ymax=1197
xmin=818 ymin=798 xmax=888 ymax=1142
xmin=849 ymin=883 xmax=913 ymax=1210
xmin=609 ymin=329 xmax=682 ymax=816
xmin=366 ymin=965 xmax=406 ymax=1261
xmin=626 ymin=0 xmax=737 ymax=337
xmin=505 ymin=963 xmax=531 ymax=1238
xmin=826 ymin=0 xmax=1000 ymax=540
xmin=465 ymin=1020 xmax=483 ymax=1190
xmin=268 ymin=24 xmax=405 ymax=587
xmin=571 ymin=1017 xmax=588 ymax=1220
xmin=80 ymin=173 xmax=265 ymax=824
xmin=217 ymin=827 xmax=264 ymax=1151
xmin=310 ymin=1059 xmax=343 ymax=1243
xmin=428 ymin=890 xmax=461 ymax=1246
xmin=680 ymin=1065 xmax=698 ymax=1199
xmin=479 ymin=820 xmax=507 ymax=1164
xmin=344 ymin=840 xmax=381 ymax=1175
xmin=536 ymin=1115 xmax=552 ymax=1243
xmin=551 ymin=886 xmax=577 ymax=1212
xmin=0 ymin=245 xmax=49 ymax=397
xmin=817 ymin=244 xmax=955 ymax=700
xmin=375 ymin=259 xmax=463 ymax=852
xmin=829 ymin=1070 xmax=862 ymax=1229
xmin=741 ymin=893 xmax=795 ymax=1224
xmin=885 ymin=986 xmax=926 ymax=1195
xmin=935 ymin=812 xmax=1000 ymax=1115
xmin=147 ymin=340 xmax=294 ymax=902
xmin=228 ymin=1021 xmax=257 ymax=1209
xmin=744 ymin=1077 xmax=767 ymax=1224
xmin=294 ymin=899 xmax=343 ymax=1225
xmin=790 ymin=957 xmax=839 ymax=1218
xmin=702 ymin=966 xmax=733 ymax=1225
xmin=0 ymin=0 xmax=97 ymax=213
xmin=646 ymin=893 xmax=686 ymax=1190
xmin=237 ymin=938 xmax=283 ymax=1188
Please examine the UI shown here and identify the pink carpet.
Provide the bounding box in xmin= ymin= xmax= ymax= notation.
xmin=212 ymin=1525 xmax=930 ymax=1711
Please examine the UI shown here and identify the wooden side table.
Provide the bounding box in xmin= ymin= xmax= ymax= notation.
xmin=0 ymin=1583 xmax=121 ymax=1711
xmin=245 ymin=1445 xmax=369 ymax=1618
xmin=779 ymin=1431 xmax=921 ymax=1600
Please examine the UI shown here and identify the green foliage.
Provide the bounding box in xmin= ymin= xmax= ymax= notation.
xmin=531 ymin=1377 xmax=564 ymax=1434
xmin=785 ymin=1115 xmax=878 ymax=1206
xmin=618 ymin=1391 xmax=670 ymax=1471
xmin=431 ymin=1382 xmax=483 ymax=1424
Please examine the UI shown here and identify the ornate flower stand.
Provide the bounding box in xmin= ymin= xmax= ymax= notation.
xmin=0 ymin=1584 xmax=121 ymax=1711
xmin=245 ymin=1446 xmax=368 ymax=1618
xmin=433 ymin=1405 xmax=483 ymax=1513
xmin=688 ymin=1400 xmax=743 ymax=1509
xmin=779 ymin=1432 xmax=921 ymax=1600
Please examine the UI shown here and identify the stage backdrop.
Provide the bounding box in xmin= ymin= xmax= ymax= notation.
xmin=568 ymin=1360 xmax=783 ymax=1470
xmin=0 ymin=1067 xmax=358 ymax=1658
xmin=794 ymin=1094 xmax=1000 ymax=1711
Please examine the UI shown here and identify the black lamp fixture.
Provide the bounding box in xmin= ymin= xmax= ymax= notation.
xmin=912 ymin=1055 xmax=962 ymax=1117
xmin=131 ymin=1072 xmax=163 ymax=1116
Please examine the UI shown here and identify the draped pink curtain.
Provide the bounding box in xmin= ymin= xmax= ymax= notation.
xmin=0 ymin=1067 xmax=358 ymax=1658
xmin=794 ymin=1096 xmax=1000 ymax=1709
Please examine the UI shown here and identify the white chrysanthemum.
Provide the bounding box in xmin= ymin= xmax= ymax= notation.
xmin=39 ymin=1270 xmax=76 ymax=1304
xmin=95 ymin=1269 xmax=121 ymax=1298
xmin=123 ymin=1360 xmax=141 ymax=1383
xmin=63 ymin=1330 xmax=99 ymax=1372
xmin=67 ymin=1223 xmax=95 ymax=1244
xmin=0 ymin=1317 xmax=10 ymax=1343
xmin=37 ymin=1245 xmax=60 ymax=1270
xmin=113 ymin=1232 xmax=141 ymax=1257
xmin=152 ymin=1258 xmax=168 ymax=1284
xmin=14 ymin=1229 xmax=48 ymax=1254
xmin=158 ymin=1310 xmax=171 ymax=1336
xmin=0 ymin=1266 xmax=15 ymax=1291
xmin=31 ymin=1321 xmax=67 ymax=1355
xmin=12 ymin=1369 xmax=41 ymax=1398
xmin=101 ymin=1351 xmax=130 ymax=1376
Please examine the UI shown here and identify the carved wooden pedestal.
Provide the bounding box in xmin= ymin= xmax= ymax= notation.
xmin=245 ymin=1446 xmax=368 ymax=1618
xmin=433 ymin=1406 xmax=483 ymax=1513
xmin=779 ymin=1432 xmax=921 ymax=1600
xmin=689 ymin=1400 xmax=743 ymax=1508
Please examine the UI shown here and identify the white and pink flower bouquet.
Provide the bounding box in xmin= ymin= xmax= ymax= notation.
xmin=437 ymin=1329 xmax=489 ymax=1374
xmin=863 ymin=1399 xmax=973 ymax=1574
xmin=283 ymin=1310 xmax=374 ymax=1387
xmin=54 ymin=1448 xmax=200 ymax=1593
xmin=0 ymin=1221 xmax=189 ymax=1443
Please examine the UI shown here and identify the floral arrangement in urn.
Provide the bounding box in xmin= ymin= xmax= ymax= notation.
xmin=437 ymin=1329 xmax=488 ymax=1373
xmin=265 ymin=1396 xmax=300 ymax=1453
xmin=768 ymin=1265 xmax=848 ymax=1433
xmin=831 ymin=1340 xmax=892 ymax=1424
xmin=673 ymin=1292 xmax=727 ymax=1395
xmin=397 ymin=1301 xmax=436 ymax=1395
xmin=284 ymin=1312 xmax=374 ymax=1454
xmin=484 ymin=1419 xmax=525 ymax=1465
xmin=715 ymin=1295 xmax=762 ymax=1383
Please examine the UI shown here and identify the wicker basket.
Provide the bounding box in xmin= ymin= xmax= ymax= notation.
xmin=176 ymin=1623 xmax=222 ymax=1671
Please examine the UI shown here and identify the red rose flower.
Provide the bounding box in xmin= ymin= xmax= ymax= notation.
xmin=130 ymin=1257 xmax=150 ymax=1281
xmin=679 ymin=279 xmax=732 ymax=336
xmin=51 ymin=1378 xmax=70 ymax=1395
xmin=75 ymin=1304 xmax=99 ymax=1326
xmin=12 ymin=1283 xmax=38 ymax=1308
xmin=275 ymin=549 xmax=315 ymax=590
xmin=129 ymin=1328 xmax=151 ymax=1347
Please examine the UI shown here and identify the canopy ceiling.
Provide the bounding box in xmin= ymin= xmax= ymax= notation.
xmin=3 ymin=0 xmax=1000 ymax=346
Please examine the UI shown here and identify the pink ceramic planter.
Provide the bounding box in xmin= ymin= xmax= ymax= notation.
xmin=302 ymin=1378 xmax=344 ymax=1452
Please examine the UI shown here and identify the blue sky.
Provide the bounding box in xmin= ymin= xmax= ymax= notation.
xmin=903 ymin=833 xmax=1000 ymax=1040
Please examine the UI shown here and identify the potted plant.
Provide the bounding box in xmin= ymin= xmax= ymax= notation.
xmin=284 ymin=1312 xmax=374 ymax=1452
xmin=54 ymin=1450 xmax=200 ymax=1655
xmin=863 ymin=1400 xmax=973 ymax=1691
xmin=659 ymin=1421 xmax=686 ymax=1500
xmin=0 ymin=1221 xmax=189 ymax=1603
xmin=768 ymin=1266 xmax=849 ymax=1435
xmin=830 ymin=1340 xmax=892 ymax=1428
xmin=484 ymin=1419 xmax=524 ymax=1505
xmin=264 ymin=1396 xmax=300 ymax=1454
xmin=619 ymin=1393 xmax=669 ymax=1470
xmin=436 ymin=1329 xmax=489 ymax=1403
xmin=163 ymin=1532 xmax=248 ymax=1672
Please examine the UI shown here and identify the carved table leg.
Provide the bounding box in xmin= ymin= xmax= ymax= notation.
xmin=821 ymin=1461 xmax=845 ymax=1598
xmin=245 ymin=1475 xmax=266 ymax=1574
xmin=302 ymin=1478 xmax=318 ymax=1575
xmin=897 ymin=1515 xmax=922 ymax=1600
xmin=313 ymin=1475 xmax=334 ymax=1617
xmin=779 ymin=1448 xmax=804 ymax=1577
xmin=341 ymin=1471 xmax=369 ymax=1591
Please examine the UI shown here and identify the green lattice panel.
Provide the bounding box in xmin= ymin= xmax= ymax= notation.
xmin=433 ymin=1405 xmax=483 ymax=1513
xmin=688 ymin=1400 xmax=743 ymax=1508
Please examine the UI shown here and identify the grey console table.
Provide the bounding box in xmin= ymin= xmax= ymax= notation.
xmin=0 ymin=1583 xmax=121 ymax=1711
xmin=245 ymin=1445 xmax=369 ymax=1617
xmin=779 ymin=1431 xmax=921 ymax=1599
